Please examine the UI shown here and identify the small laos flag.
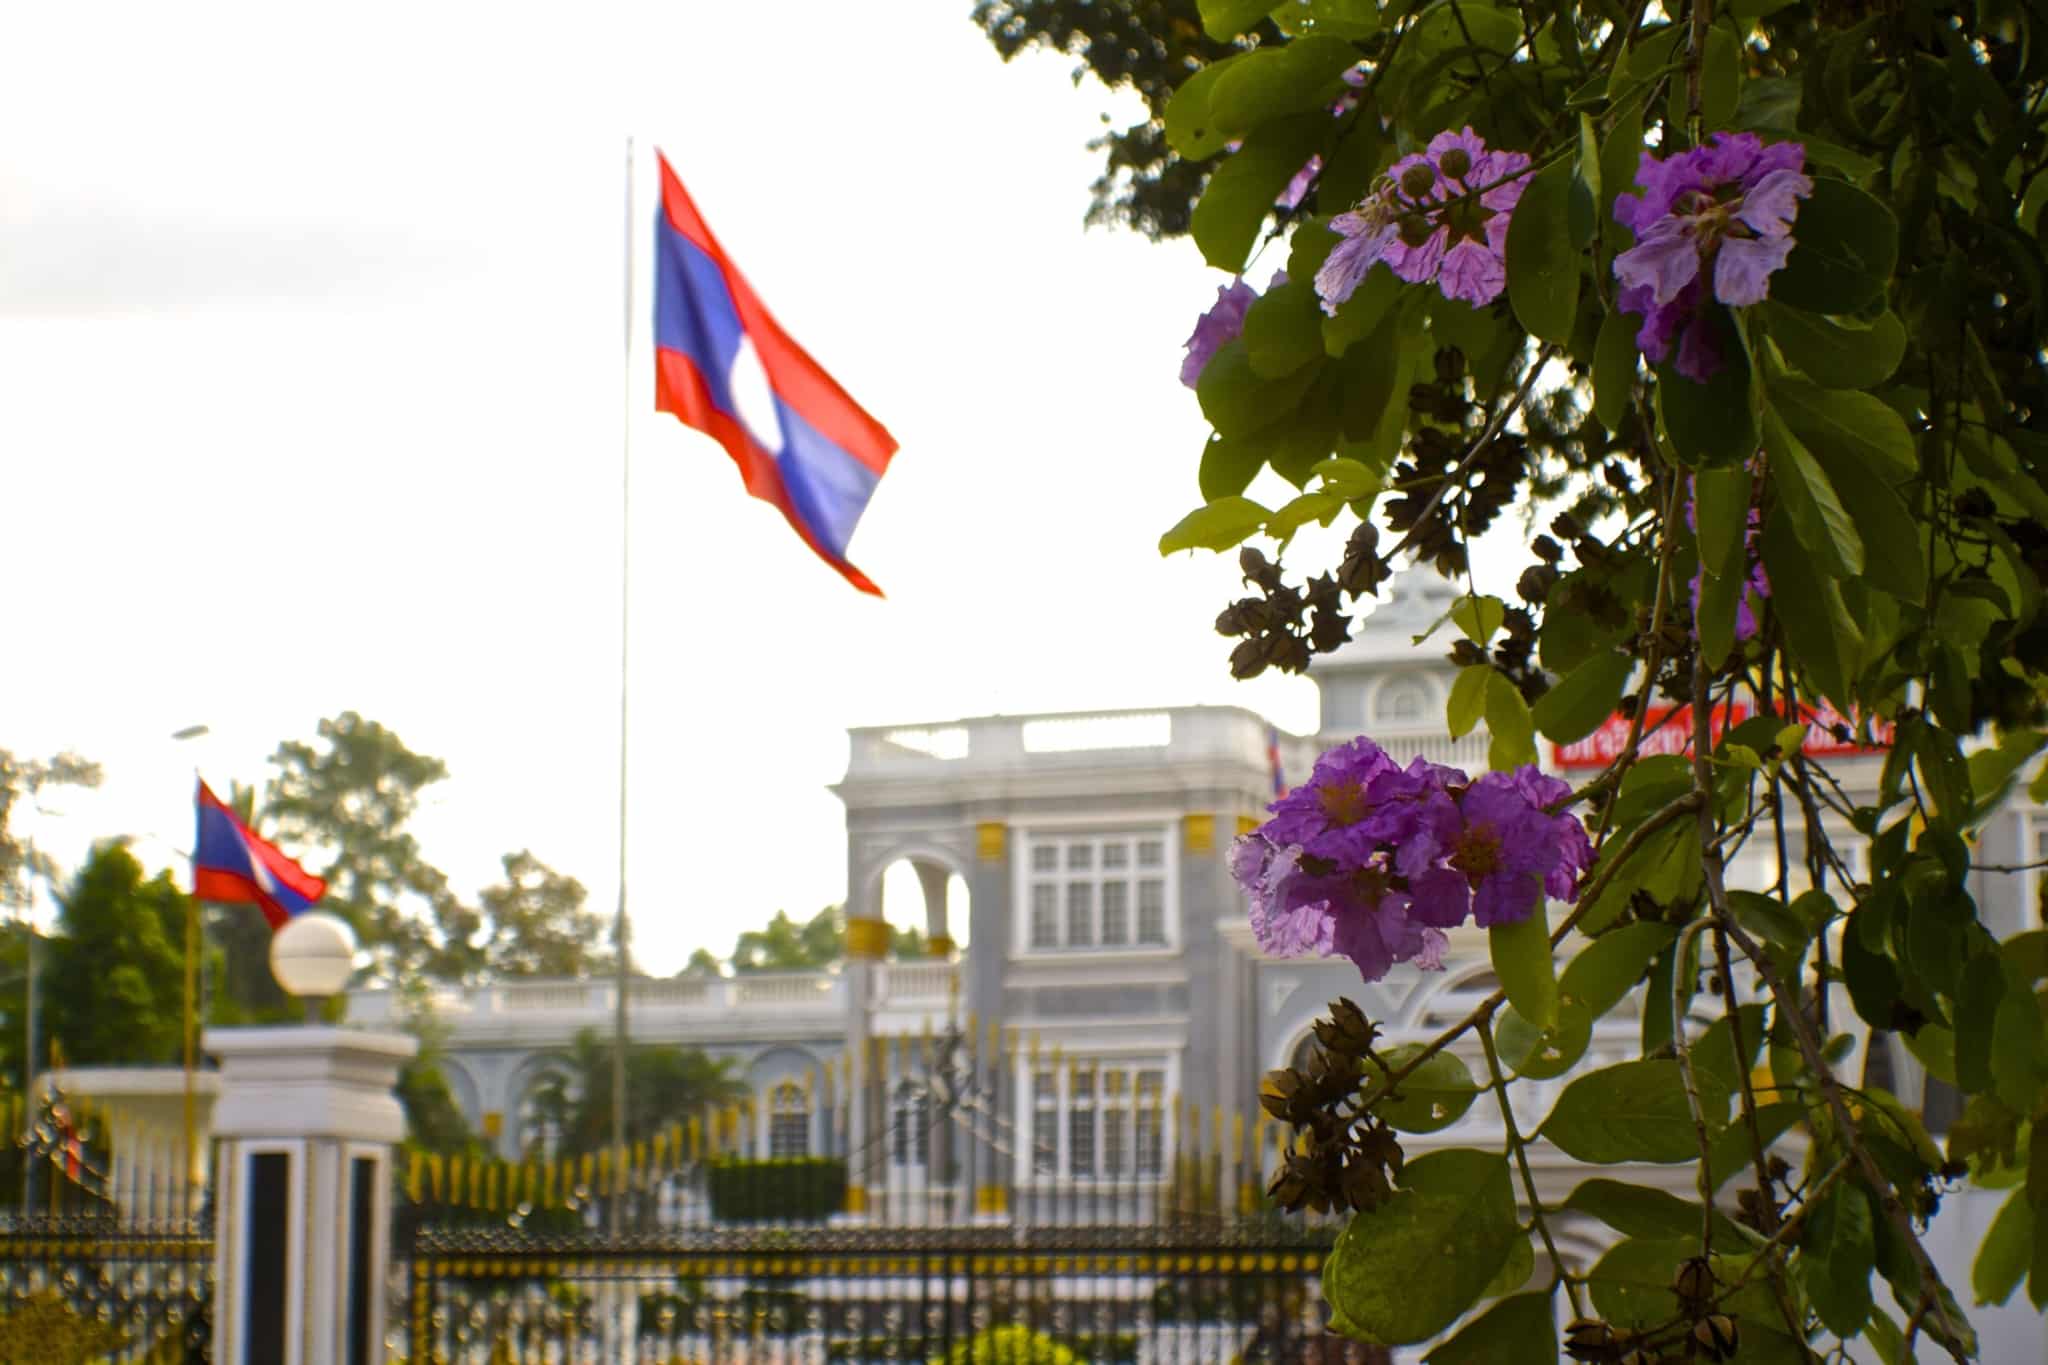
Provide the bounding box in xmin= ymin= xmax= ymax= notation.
xmin=192 ymin=780 xmax=326 ymax=930
xmin=651 ymin=151 xmax=898 ymax=595
xmin=1266 ymin=725 xmax=1288 ymax=799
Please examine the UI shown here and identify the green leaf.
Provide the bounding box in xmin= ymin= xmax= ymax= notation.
xmin=1690 ymin=1003 xmax=1767 ymax=1108
xmin=1451 ymin=593 xmax=1506 ymax=646
xmin=1655 ymin=313 xmax=1758 ymax=467
xmin=1707 ymin=1101 xmax=1804 ymax=1189
xmin=1592 ymin=300 xmax=1640 ymax=430
xmin=1198 ymin=0 xmax=1275 ymax=41
xmin=1158 ymin=497 xmax=1272 ymax=555
xmin=1197 ymin=338 xmax=1322 ymax=438
xmin=1242 ymin=278 xmax=1326 ymax=378
xmin=1762 ymin=403 xmax=1864 ymax=578
xmin=1598 ymin=95 xmax=1645 ymax=229
xmin=1271 ymin=0 xmax=1381 ymax=40
xmin=1769 ymin=376 xmax=1917 ymax=477
xmin=1560 ymin=923 xmax=1677 ymax=1022
xmin=1564 ymin=1177 xmax=1746 ymax=1245
xmin=1491 ymin=903 xmax=1558 ymax=1031
xmin=1759 ymin=511 xmax=1861 ymax=710
xmin=1975 ymin=1188 xmax=2033 ymax=1306
xmin=1447 ymin=664 xmax=1490 ymax=739
xmin=1797 ymin=439 xmax=1925 ymax=602
xmin=1422 ymin=1291 xmax=1557 ymax=1365
xmin=1482 ymin=1234 xmax=1535 ymax=1296
xmin=1495 ymin=1003 xmax=1591 ymax=1079
xmin=1542 ymin=1060 xmax=1717 ymax=1164
xmin=1956 ymin=950 xmax=2008 ymax=1095
xmin=1762 ymin=303 xmax=1906 ymax=389
xmin=1506 ymin=158 xmax=1581 ymax=344
xmin=1323 ymin=261 xmax=1402 ymax=355
xmin=1990 ymin=957 xmax=2046 ymax=1113
xmin=1485 ymin=671 xmax=1537 ymax=769
xmin=1772 ymin=177 xmax=1900 ymax=315
xmin=1163 ymin=52 xmax=1250 ymax=160
xmin=1588 ymin=1236 xmax=1697 ymax=1329
xmin=1191 ymin=114 xmax=1331 ymax=272
xmin=1376 ymin=1043 xmax=1481 ymax=1133
xmin=1802 ymin=1179 xmax=1876 ymax=1337
xmin=1323 ymin=1149 xmax=1518 ymax=1345
xmin=1265 ymin=489 xmax=1348 ymax=543
xmin=1199 ymin=433 xmax=1265 ymax=500
xmin=1311 ymin=456 xmax=1382 ymax=498
xmin=1532 ymin=650 xmax=1633 ymax=744
xmin=1209 ymin=36 xmax=1364 ymax=133
xmin=1693 ymin=464 xmax=1752 ymax=582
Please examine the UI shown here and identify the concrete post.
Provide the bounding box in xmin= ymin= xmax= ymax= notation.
xmin=204 ymin=1026 xmax=417 ymax=1365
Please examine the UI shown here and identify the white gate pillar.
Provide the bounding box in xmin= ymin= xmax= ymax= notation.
xmin=204 ymin=1026 xmax=417 ymax=1365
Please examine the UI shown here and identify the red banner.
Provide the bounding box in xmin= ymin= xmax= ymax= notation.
xmin=1550 ymin=702 xmax=1893 ymax=770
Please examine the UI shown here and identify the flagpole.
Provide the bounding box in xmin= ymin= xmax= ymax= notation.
xmin=610 ymin=133 xmax=635 ymax=1237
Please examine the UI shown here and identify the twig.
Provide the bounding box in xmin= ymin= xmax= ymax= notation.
xmin=1718 ymin=915 xmax=1974 ymax=1363
xmin=1478 ymin=1011 xmax=1589 ymax=1320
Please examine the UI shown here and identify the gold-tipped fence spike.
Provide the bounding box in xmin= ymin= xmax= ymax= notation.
xmin=407 ymin=1151 xmax=424 ymax=1204
xmin=485 ymin=1161 xmax=499 ymax=1212
xmin=688 ymin=1117 xmax=703 ymax=1161
xmin=449 ymin=1157 xmax=466 ymax=1207
xmin=542 ymin=1160 xmax=557 ymax=1209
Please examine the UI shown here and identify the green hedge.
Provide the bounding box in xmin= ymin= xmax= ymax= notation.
xmin=705 ymin=1156 xmax=847 ymax=1223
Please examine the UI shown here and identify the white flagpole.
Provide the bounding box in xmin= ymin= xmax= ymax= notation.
xmin=610 ymin=134 xmax=635 ymax=1236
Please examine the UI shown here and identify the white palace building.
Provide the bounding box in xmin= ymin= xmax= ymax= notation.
xmin=342 ymin=572 xmax=2048 ymax=1355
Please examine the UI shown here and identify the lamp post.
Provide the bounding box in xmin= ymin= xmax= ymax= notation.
xmin=268 ymin=912 xmax=358 ymax=1023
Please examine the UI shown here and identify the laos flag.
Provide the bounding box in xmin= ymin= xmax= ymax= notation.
xmin=192 ymin=780 xmax=326 ymax=930
xmin=652 ymin=152 xmax=897 ymax=595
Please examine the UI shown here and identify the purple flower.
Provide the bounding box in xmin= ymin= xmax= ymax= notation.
xmin=1313 ymin=127 xmax=1531 ymax=314
xmin=1180 ymin=278 xmax=1258 ymax=388
xmin=1612 ymin=133 xmax=1813 ymax=381
xmin=1278 ymin=155 xmax=1324 ymax=212
xmin=1233 ymin=736 xmax=1592 ymax=983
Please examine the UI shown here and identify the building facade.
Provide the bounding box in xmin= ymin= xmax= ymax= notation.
xmin=344 ymin=570 xmax=2041 ymax=1244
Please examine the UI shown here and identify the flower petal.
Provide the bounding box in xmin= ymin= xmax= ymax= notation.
xmin=1713 ymin=233 xmax=1795 ymax=307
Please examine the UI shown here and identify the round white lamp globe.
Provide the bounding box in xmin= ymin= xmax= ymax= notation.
xmin=269 ymin=910 xmax=359 ymax=1001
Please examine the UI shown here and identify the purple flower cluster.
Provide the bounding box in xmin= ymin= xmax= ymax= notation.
xmin=1180 ymin=270 xmax=1289 ymax=388
xmin=1612 ymin=133 xmax=1814 ymax=382
xmin=1231 ymin=738 xmax=1593 ymax=984
xmin=1314 ymin=127 xmax=1532 ymax=312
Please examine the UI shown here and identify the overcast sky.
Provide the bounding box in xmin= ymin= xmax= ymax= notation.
xmin=2 ymin=3 xmax=1525 ymax=973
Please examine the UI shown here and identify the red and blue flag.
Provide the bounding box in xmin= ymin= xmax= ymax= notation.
xmin=192 ymin=780 xmax=326 ymax=930
xmin=1266 ymin=725 xmax=1288 ymax=798
xmin=651 ymin=152 xmax=897 ymax=595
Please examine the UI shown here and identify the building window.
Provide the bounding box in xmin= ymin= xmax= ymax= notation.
xmin=891 ymin=1081 xmax=929 ymax=1168
xmin=517 ymin=1071 xmax=572 ymax=1162
xmin=1022 ymin=1063 xmax=1166 ymax=1179
xmin=1375 ymin=676 xmax=1431 ymax=725
xmin=1020 ymin=829 xmax=1172 ymax=951
xmin=768 ymin=1081 xmax=809 ymax=1159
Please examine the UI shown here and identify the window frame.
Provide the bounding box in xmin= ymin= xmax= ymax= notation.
xmin=766 ymin=1079 xmax=811 ymax=1160
xmin=1012 ymin=1054 xmax=1176 ymax=1182
xmin=1010 ymin=818 xmax=1181 ymax=958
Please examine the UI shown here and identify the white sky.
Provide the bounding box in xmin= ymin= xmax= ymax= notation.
xmin=2 ymin=2 xmax=1533 ymax=974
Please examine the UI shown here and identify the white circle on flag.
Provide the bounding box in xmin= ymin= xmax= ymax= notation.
xmin=726 ymin=334 xmax=783 ymax=453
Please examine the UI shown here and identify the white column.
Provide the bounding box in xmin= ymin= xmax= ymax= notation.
xmin=205 ymin=1026 xmax=417 ymax=1365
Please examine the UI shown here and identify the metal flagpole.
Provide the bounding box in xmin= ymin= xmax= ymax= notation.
xmin=610 ymin=134 xmax=635 ymax=1237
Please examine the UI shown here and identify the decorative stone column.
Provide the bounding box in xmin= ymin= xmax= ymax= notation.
xmin=204 ymin=1025 xmax=417 ymax=1365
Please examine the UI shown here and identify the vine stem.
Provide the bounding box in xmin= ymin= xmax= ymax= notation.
xmin=1477 ymin=1009 xmax=1589 ymax=1320
xmin=1669 ymin=917 xmax=1720 ymax=1254
xmin=1716 ymin=1157 xmax=1852 ymax=1302
xmin=1717 ymin=914 xmax=1974 ymax=1362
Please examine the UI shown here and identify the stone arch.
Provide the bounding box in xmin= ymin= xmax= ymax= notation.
xmin=747 ymin=1045 xmax=825 ymax=1157
xmin=437 ymin=1053 xmax=482 ymax=1123
xmin=1367 ymin=670 xmax=1439 ymax=727
xmin=852 ymin=838 xmax=973 ymax=956
xmin=506 ymin=1051 xmax=578 ymax=1161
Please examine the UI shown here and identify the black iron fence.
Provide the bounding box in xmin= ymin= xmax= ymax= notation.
xmin=0 ymin=1089 xmax=214 ymax=1362
xmin=396 ymin=1221 xmax=1344 ymax=1364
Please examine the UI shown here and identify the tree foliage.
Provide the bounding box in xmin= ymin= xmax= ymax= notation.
xmin=700 ymin=905 xmax=928 ymax=975
xmin=0 ymin=749 xmax=101 ymax=912
xmin=39 ymin=842 xmax=219 ymax=1068
xmin=971 ymin=0 xmax=1274 ymax=236
xmin=531 ymin=1028 xmax=745 ymax=1159
xmin=263 ymin=711 xmax=455 ymax=979
xmin=989 ymin=0 xmax=2048 ymax=1357
xmin=470 ymin=851 xmax=610 ymax=980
